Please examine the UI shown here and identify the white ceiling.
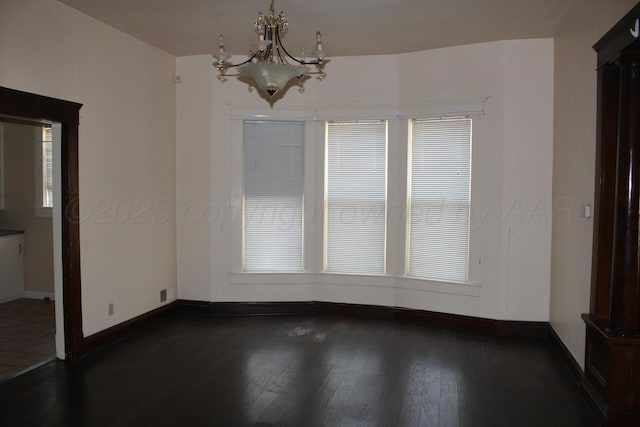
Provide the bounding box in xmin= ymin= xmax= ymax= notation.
xmin=56 ymin=0 xmax=581 ymax=57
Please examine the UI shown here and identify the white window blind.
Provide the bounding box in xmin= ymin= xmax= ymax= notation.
xmin=326 ymin=120 xmax=387 ymax=274
xmin=408 ymin=117 xmax=472 ymax=282
xmin=42 ymin=126 xmax=53 ymax=208
xmin=243 ymin=121 xmax=304 ymax=272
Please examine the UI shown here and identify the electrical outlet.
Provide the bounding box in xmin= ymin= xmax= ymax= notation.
xmin=108 ymin=303 xmax=114 ymax=316
xmin=160 ymin=289 xmax=167 ymax=303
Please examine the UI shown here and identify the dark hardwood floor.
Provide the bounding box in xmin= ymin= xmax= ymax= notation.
xmin=0 ymin=298 xmax=55 ymax=382
xmin=0 ymin=311 xmax=599 ymax=426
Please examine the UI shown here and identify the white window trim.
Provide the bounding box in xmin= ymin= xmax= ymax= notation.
xmin=242 ymin=120 xmax=305 ymax=272
xmin=229 ymin=118 xmax=318 ymax=274
xmin=34 ymin=125 xmax=53 ymax=217
xmin=226 ymin=97 xmax=488 ymax=294
xmin=405 ymin=116 xmax=473 ymax=282
xmin=399 ymin=112 xmax=485 ymax=287
xmin=324 ymin=119 xmax=388 ymax=275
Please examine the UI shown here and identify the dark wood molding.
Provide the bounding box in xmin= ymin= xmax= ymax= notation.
xmin=609 ymin=49 xmax=640 ymax=334
xmin=593 ymin=2 xmax=640 ymax=67
xmin=582 ymin=314 xmax=640 ymax=425
xmin=82 ymin=302 xmax=177 ymax=355
xmin=586 ymin=6 xmax=640 ymax=423
xmin=175 ymin=300 xmax=315 ymax=316
xmin=0 ymin=86 xmax=84 ymax=359
xmin=175 ymin=300 xmax=549 ymax=338
xmin=591 ymin=63 xmax=620 ymax=320
xmin=314 ymin=301 xmax=396 ymax=319
xmin=547 ymin=324 xmax=584 ymax=383
xmin=316 ymin=301 xmax=549 ymax=337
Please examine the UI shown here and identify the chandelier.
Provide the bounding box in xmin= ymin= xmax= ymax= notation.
xmin=212 ymin=0 xmax=328 ymax=101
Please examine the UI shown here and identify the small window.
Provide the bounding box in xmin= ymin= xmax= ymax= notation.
xmin=34 ymin=125 xmax=53 ymax=217
xmin=41 ymin=126 xmax=53 ymax=208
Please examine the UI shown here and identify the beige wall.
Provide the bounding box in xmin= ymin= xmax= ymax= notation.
xmin=0 ymin=121 xmax=54 ymax=295
xmin=176 ymin=39 xmax=555 ymax=321
xmin=550 ymin=0 xmax=638 ymax=367
xmin=0 ymin=0 xmax=177 ymax=336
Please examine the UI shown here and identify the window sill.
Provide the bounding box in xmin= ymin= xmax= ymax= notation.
xmin=229 ymin=272 xmax=314 ymax=285
xmin=396 ymin=276 xmax=482 ymax=297
xmin=34 ymin=207 xmax=52 ymax=218
xmin=228 ymin=272 xmax=482 ymax=297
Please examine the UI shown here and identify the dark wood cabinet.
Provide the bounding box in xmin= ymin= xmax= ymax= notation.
xmin=586 ymin=3 xmax=640 ymax=425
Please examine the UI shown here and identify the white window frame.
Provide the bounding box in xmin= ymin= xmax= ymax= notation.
xmin=227 ymin=98 xmax=486 ymax=294
xmin=35 ymin=125 xmax=53 ymax=217
xmin=403 ymin=113 xmax=484 ymax=286
xmin=406 ymin=116 xmax=472 ymax=282
xmin=324 ymin=119 xmax=388 ymax=275
xmin=242 ymin=120 xmax=305 ymax=273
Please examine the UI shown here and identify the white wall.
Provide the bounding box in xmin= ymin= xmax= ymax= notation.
xmin=176 ymin=38 xmax=554 ymax=321
xmin=0 ymin=0 xmax=177 ymax=336
xmin=550 ymin=0 xmax=638 ymax=368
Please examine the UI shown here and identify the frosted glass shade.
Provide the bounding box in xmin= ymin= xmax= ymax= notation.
xmin=239 ymin=63 xmax=308 ymax=97
xmin=212 ymin=51 xmax=231 ymax=62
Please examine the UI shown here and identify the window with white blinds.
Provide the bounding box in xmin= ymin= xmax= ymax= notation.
xmin=243 ymin=121 xmax=304 ymax=272
xmin=326 ymin=120 xmax=387 ymax=274
xmin=42 ymin=126 xmax=53 ymax=208
xmin=408 ymin=117 xmax=472 ymax=282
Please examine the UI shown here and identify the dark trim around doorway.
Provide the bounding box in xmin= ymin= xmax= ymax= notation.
xmin=0 ymin=86 xmax=83 ymax=359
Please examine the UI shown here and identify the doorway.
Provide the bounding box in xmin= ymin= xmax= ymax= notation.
xmin=0 ymin=86 xmax=83 ymax=360
xmin=0 ymin=119 xmax=58 ymax=381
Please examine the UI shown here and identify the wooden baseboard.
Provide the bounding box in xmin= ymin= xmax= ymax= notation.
xmin=22 ymin=291 xmax=55 ymax=301
xmin=176 ymin=300 xmax=314 ymax=316
xmin=546 ymin=324 xmax=606 ymax=424
xmin=313 ymin=301 xmax=396 ymax=319
xmin=546 ymin=324 xmax=584 ymax=383
xmin=81 ymin=301 xmax=176 ymax=355
xmin=177 ymin=300 xmax=549 ymax=338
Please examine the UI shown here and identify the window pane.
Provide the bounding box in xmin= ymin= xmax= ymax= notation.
xmin=326 ymin=120 xmax=387 ymax=274
xmin=243 ymin=121 xmax=304 ymax=272
xmin=409 ymin=118 xmax=471 ymax=281
xmin=43 ymin=126 xmax=53 ymax=208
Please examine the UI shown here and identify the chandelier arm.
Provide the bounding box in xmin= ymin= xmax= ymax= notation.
xmin=274 ymin=28 xmax=290 ymax=64
xmin=275 ymin=29 xmax=320 ymax=65
xmin=226 ymin=51 xmax=260 ymax=69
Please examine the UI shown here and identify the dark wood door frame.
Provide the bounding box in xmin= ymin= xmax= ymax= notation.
xmin=0 ymin=86 xmax=83 ymax=359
